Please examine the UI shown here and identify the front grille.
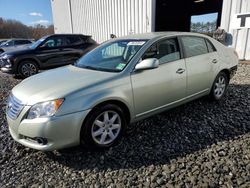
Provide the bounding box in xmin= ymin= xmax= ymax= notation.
xmin=0 ymin=59 xmax=5 ymax=67
xmin=6 ymin=94 xmax=25 ymax=120
xmin=0 ymin=57 xmax=10 ymax=68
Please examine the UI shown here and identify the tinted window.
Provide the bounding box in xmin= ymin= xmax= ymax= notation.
xmin=143 ymin=38 xmax=181 ymax=63
xmin=206 ymin=39 xmax=216 ymax=53
xmin=40 ymin=37 xmax=64 ymax=48
xmin=182 ymin=37 xmax=208 ymax=58
xmin=65 ymin=36 xmax=84 ymax=46
xmin=15 ymin=40 xmax=32 ymax=45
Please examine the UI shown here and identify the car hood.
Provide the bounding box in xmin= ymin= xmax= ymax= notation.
xmin=12 ymin=65 xmax=117 ymax=105
xmin=1 ymin=46 xmax=33 ymax=55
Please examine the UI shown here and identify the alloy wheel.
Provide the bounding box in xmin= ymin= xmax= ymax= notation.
xmin=21 ymin=63 xmax=37 ymax=77
xmin=91 ymin=110 xmax=121 ymax=145
xmin=214 ymin=75 xmax=226 ymax=98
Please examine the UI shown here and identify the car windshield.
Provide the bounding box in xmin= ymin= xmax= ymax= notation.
xmin=75 ymin=40 xmax=147 ymax=72
xmin=29 ymin=36 xmax=47 ymax=49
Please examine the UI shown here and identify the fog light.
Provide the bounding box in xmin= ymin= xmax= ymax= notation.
xmin=23 ymin=135 xmax=48 ymax=145
xmin=36 ymin=137 xmax=48 ymax=145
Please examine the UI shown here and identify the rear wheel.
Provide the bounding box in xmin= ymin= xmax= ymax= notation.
xmin=81 ymin=104 xmax=126 ymax=149
xmin=209 ymin=72 xmax=229 ymax=101
xmin=18 ymin=60 xmax=39 ymax=78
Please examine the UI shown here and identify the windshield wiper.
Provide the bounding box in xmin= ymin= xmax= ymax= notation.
xmin=80 ymin=65 xmax=100 ymax=71
xmin=75 ymin=64 xmax=120 ymax=72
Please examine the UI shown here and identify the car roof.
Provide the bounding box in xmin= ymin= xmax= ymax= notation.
xmin=118 ymin=32 xmax=210 ymax=40
xmin=47 ymin=34 xmax=92 ymax=38
xmin=6 ymin=38 xmax=33 ymax=40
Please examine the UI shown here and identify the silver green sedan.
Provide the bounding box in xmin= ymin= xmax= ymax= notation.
xmin=6 ymin=32 xmax=238 ymax=151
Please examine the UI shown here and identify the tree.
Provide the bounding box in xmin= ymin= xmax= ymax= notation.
xmin=190 ymin=20 xmax=217 ymax=34
xmin=0 ymin=17 xmax=54 ymax=40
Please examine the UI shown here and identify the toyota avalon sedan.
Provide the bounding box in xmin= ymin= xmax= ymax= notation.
xmin=6 ymin=32 xmax=238 ymax=151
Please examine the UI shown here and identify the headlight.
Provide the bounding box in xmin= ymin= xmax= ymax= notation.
xmin=2 ymin=54 xmax=11 ymax=59
xmin=1 ymin=54 xmax=12 ymax=66
xmin=27 ymin=99 xmax=64 ymax=119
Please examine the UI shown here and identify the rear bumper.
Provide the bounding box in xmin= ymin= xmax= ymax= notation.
xmin=7 ymin=108 xmax=91 ymax=151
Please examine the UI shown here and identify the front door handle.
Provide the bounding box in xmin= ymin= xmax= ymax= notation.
xmin=176 ymin=68 xmax=185 ymax=74
xmin=212 ymin=59 xmax=218 ymax=63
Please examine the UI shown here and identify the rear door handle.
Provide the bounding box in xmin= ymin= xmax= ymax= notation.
xmin=212 ymin=59 xmax=218 ymax=63
xmin=176 ymin=68 xmax=185 ymax=74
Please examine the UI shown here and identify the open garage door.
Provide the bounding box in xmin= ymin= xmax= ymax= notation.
xmin=155 ymin=0 xmax=223 ymax=32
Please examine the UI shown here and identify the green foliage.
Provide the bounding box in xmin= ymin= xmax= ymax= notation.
xmin=190 ymin=20 xmax=217 ymax=34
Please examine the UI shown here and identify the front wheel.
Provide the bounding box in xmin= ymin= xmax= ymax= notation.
xmin=209 ymin=72 xmax=229 ymax=101
xmin=18 ymin=60 xmax=39 ymax=78
xmin=81 ymin=104 xmax=126 ymax=149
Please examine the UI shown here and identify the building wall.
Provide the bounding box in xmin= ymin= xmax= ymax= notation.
xmin=51 ymin=0 xmax=155 ymax=43
xmin=221 ymin=0 xmax=250 ymax=60
xmin=51 ymin=0 xmax=72 ymax=33
xmin=51 ymin=0 xmax=249 ymax=60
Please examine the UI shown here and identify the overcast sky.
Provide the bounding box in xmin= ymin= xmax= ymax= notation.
xmin=191 ymin=12 xmax=218 ymax=23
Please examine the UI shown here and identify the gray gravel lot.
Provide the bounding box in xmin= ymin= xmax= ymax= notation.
xmin=0 ymin=64 xmax=250 ymax=187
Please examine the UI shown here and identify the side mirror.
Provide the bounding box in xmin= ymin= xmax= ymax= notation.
xmin=135 ymin=58 xmax=159 ymax=71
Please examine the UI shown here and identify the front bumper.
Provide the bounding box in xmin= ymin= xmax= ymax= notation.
xmin=1 ymin=67 xmax=13 ymax=73
xmin=7 ymin=106 xmax=91 ymax=151
xmin=0 ymin=58 xmax=13 ymax=73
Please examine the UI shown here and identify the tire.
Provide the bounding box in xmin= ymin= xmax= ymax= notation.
xmin=18 ymin=60 xmax=39 ymax=78
xmin=209 ymin=71 xmax=229 ymax=101
xmin=81 ymin=104 xmax=126 ymax=149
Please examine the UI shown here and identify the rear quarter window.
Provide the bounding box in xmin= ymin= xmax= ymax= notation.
xmin=181 ymin=36 xmax=208 ymax=58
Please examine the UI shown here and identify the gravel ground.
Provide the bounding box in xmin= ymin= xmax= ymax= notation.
xmin=0 ymin=64 xmax=250 ymax=187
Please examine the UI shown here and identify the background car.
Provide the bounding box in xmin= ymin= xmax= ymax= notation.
xmin=6 ymin=32 xmax=238 ymax=151
xmin=0 ymin=39 xmax=8 ymax=46
xmin=0 ymin=38 xmax=34 ymax=54
xmin=0 ymin=34 xmax=98 ymax=78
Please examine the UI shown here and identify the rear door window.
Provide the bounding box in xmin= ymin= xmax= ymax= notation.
xmin=181 ymin=36 xmax=208 ymax=58
xmin=65 ymin=36 xmax=84 ymax=46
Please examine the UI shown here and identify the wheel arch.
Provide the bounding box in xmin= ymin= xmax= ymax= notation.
xmin=17 ymin=57 xmax=41 ymax=69
xmin=83 ymin=99 xmax=131 ymax=126
xmin=220 ymin=69 xmax=230 ymax=81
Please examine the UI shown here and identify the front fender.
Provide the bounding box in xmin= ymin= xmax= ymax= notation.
xmin=56 ymin=77 xmax=135 ymax=120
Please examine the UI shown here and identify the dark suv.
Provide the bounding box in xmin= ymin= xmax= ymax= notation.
xmin=0 ymin=34 xmax=97 ymax=78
